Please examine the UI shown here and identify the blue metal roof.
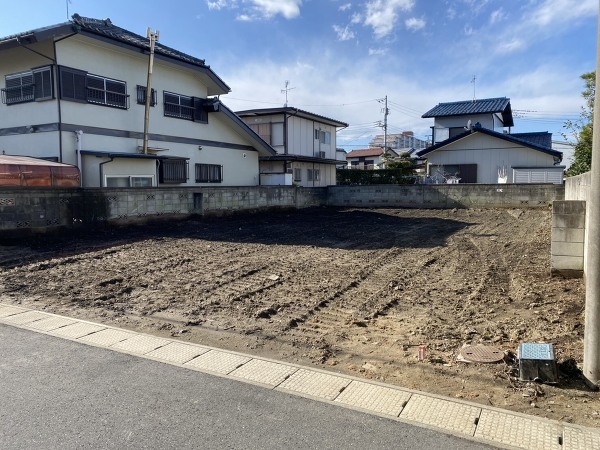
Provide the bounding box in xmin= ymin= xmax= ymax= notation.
xmin=422 ymin=97 xmax=514 ymax=127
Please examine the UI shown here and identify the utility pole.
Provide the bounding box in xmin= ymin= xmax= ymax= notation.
xmin=378 ymin=96 xmax=389 ymax=151
xmin=583 ymin=17 xmax=600 ymax=387
xmin=281 ymin=80 xmax=295 ymax=107
xmin=143 ymin=28 xmax=159 ymax=155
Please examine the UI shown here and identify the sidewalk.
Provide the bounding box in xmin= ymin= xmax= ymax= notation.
xmin=1 ymin=303 xmax=598 ymax=450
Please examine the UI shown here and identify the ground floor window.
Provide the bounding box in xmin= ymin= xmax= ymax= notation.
xmin=195 ymin=164 xmax=223 ymax=183
xmin=294 ymin=168 xmax=302 ymax=182
xmin=307 ymin=169 xmax=320 ymax=182
xmin=106 ymin=176 xmax=153 ymax=187
xmin=159 ymin=159 xmax=188 ymax=184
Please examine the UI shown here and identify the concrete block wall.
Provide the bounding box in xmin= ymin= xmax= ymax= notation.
xmin=565 ymin=172 xmax=591 ymax=201
xmin=551 ymin=200 xmax=586 ymax=277
xmin=328 ymin=184 xmax=564 ymax=209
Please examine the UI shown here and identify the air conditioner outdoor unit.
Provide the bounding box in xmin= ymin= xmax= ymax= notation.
xmin=317 ymin=151 xmax=326 ymax=159
xmin=286 ymin=168 xmax=293 ymax=174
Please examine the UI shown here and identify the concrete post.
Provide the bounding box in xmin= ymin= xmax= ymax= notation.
xmin=583 ymin=18 xmax=600 ymax=386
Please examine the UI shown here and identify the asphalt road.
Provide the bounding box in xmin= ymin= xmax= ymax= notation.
xmin=0 ymin=324 xmax=495 ymax=449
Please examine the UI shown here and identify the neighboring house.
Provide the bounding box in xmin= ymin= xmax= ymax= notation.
xmin=345 ymin=148 xmax=399 ymax=170
xmin=417 ymin=98 xmax=564 ymax=184
xmin=236 ymin=107 xmax=348 ymax=187
xmin=335 ymin=148 xmax=347 ymax=169
xmin=0 ymin=14 xmax=275 ymax=188
xmin=368 ymin=131 xmax=428 ymax=153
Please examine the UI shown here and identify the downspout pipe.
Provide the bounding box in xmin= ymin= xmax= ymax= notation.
xmin=99 ymin=157 xmax=114 ymax=188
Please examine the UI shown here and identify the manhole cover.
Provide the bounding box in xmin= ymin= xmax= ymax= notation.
xmin=459 ymin=345 xmax=504 ymax=363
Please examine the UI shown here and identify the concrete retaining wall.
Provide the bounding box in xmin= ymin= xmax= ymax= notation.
xmin=0 ymin=186 xmax=327 ymax=233
xmin=565 ymin=172 xmax=591 ymax=201
xmin=551 ymin=200 xmax=586 ymax=277
xmin=328 ymin=184 xmax=564 ymax=209
xmin=0 ymin=184 xmax=564 ymax=234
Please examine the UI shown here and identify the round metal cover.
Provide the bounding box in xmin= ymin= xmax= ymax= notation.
xmin=459 ymin=345 xmax=504 ymax=363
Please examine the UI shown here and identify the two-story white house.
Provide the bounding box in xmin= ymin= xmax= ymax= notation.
xmin=417 ymin=97 xmax=564 ymax=184
xmin=0 ymin=14 xmax=275 ymax=188
xmin=236 ymin=107 xmax=348 ymax=187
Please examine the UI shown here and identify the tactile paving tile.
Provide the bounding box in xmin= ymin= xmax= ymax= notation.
xmin=2 ymin=310 xmax=50 ymax=325
xmin=0 ymin=305 xmax=27 ymax=318
xmin=50 ymin=322 xmax=106 ymax=339
xmin=146 ymin=342 xmax=210 ymax=364
xmin=335 ymin=380 xmax=412 ymax=417
xmin=475 ymin=409 xmax=562 ymax=450
xmin=185 ymin=350 xmax=251 ymax=374
xmin=400 ymin=393 xmax=480 ymax=436
xmin=277 ymin=368 xmax=351 ymax=400
xmin=229 ymin=358 xmax=298 ymax=387
xmin=564 ymin=425 xmax=600 ymax=450
xmin=26 ymin=316 xmax=77 ymax=332
xmin=110 ymin=334 xmax=170 ymax=354
xmin=79 ymin=328 xmax=134 ymax=347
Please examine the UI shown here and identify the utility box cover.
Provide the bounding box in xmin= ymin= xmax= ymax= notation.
xmin=518 ymin=343 xmax=559 ymax=383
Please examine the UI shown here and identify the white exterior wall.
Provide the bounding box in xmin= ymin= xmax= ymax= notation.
xmin=1 ymin=33 xmax=263 ymax=187
xmin=425 ymin=133 xmax=558 ymax=184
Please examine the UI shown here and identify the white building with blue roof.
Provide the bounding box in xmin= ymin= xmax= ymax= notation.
xmin=417 ymin=97 xmax=564 ymax=184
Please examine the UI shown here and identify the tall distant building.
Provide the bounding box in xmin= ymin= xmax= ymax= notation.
xmin=369 ymin=131 xmax=429 ymax=154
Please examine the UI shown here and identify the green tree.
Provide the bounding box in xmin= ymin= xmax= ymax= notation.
xmin=565 ymin=71 xmax=595 ymax=176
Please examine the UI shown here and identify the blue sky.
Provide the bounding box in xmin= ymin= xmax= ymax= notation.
xmin=1 ymin=0 xmax=597 ymax=164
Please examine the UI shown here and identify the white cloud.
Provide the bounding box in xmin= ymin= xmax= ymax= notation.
xmin=531 ymin=0 xmax=597 ymax=27
xmin=339 ymin=2 xmax=352 ymax=11
xmin=209 ymin=0 xmax=302 ymax=20
xmin=489 ymin=8 xmax=505 ymax=24
xmin=368 ymin=47 xmax=387 ymax=56
xmin=350 ymin=12 xmax=362 ymax=24
xmin=364 ymin=0 xmax=415 ymax=39
xmin=405 ymin=17 xmax=425 ymax=31
xmin=333 ymin=24 xmax=356 ymax=41
xmin=497 ymin=38 xmax=524 ymax=54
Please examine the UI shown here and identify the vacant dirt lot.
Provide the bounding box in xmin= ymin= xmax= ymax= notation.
xmin=0 ymin=207 xmax=596 ymax=426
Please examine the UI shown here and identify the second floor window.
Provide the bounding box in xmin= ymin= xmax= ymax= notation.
xmin=2 ymin=66 xmax=53 ymax=105
xmin=136 ymin=85 xmax=157 ymax=106
xmin=58 ymin=66 xmax=128 ymax=109
xmin=164 ymin=91 xmax=208 ymax=123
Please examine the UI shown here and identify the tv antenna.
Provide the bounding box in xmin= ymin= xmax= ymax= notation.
xmin=471 ymin=75 xmax=476 ymax=101
xmin=281 ymin=80 xmax=295 ymax=107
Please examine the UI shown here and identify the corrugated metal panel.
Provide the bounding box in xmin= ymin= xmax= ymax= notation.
xmin=512 ymin=168 xmax=564 ymax=185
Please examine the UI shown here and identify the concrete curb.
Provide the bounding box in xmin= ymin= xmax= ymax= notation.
xmin=1 ymin=303 xmax=599 ymax=450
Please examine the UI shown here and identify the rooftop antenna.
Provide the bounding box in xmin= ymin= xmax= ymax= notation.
xmin=281 ymin=80 xmax=295 ymax=107
xmin=66 ymin=0 xmax=71 ymax=19
xmin=471 ymin=75 xmax=476 ymax=102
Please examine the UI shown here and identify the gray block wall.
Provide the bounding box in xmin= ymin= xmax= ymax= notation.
xmin=551 ymin=200 xmax=586 ymax=277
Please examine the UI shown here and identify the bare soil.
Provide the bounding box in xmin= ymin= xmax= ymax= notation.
xmin=1 ymin=207 xmax=597 ymax=426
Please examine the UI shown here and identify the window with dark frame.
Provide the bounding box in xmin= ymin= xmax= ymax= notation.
xmin=2 ymin=66 xmax=53 ymax=105
xmin=294 ymin=168 xmax=302 ymax=182
xmin=58 ymin=66 xmax=128 ymax=109
xmin=136 ymin=85 xmax=157 ymax=106
xmin=195 ymin=163 xmax=222 ymax=183
xmin=164 ymin=91 xmax=194 ymax=120
xmin=159 ymin=159 xmax=188 ymax=184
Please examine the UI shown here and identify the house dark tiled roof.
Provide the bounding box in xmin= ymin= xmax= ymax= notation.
xmin=422 ymin=97 xmax=511 ymax=118
xmin=71 ymin=15 xmax=207 ymax=68
xmin=511 ymin=132 xmax=552 ymax=148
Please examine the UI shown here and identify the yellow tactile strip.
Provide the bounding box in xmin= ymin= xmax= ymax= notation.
xmin=400 ymin=393 xmax=481 ymax=436
xmin=277 ymin=368 xmax=351 ymax=400
xmin=146 ymin=342 xmax=210 ymax=364
xmin=185 ymin=350 xmax=251 ymax=374
xmin=1 ymin=303 xmax=599 ymax=450
xmin=79 ymin=328 xmax=134 ymax=347
xmin=229 ymin=358 xmax=298 ymax=387
xmin=475 ymin=409 xmax=563 ymax=450
xmin=335 ymin=380 xmax=412 ymax=417
xmin=563 ymin=425 xmax=600 ymax=450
